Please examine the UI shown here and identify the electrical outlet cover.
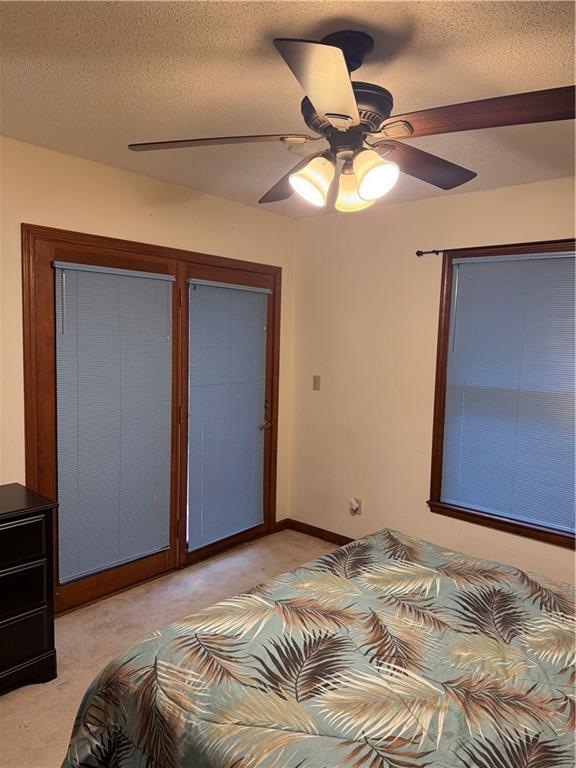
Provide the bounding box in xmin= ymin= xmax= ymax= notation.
xmin=349 ymin=497 xmax=362 ymax=515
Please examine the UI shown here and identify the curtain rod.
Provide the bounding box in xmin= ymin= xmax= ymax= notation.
xmin=416 ymin=249 xmax=443 ymax=257
xmin=416 ymin=245 xmax=575 ymax=258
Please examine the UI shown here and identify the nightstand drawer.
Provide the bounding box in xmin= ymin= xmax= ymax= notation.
xmin=0 ymin=515 xmax=46 ymax=567
xmin=0 ymin=608 xmax=50 ymax=670
xmin=0 ymin=560 xmax=47 ymax=622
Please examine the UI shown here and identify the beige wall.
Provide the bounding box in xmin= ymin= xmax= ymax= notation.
xmin=0 ymin=137 xmax=295 ymax=520
xmin=1 ymin=136 xmax=574 ymax=582
xmin=291 ymin=177 xmax=575 ymax=583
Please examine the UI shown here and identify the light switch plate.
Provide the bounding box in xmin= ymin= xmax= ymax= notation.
xmin=312 ymin=375 xmax=321 ymax=391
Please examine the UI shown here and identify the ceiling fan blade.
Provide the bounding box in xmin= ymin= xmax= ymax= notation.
xmin=377 ymin=86 xmax=575 ymax=139
xmin=128 ymin=133 xmax=318 ymax=152
xmin=259 ymin=152 xmax=324 ymax=204
xmin=274 ymin=38 xmax=360 ymax=129
xmin=371 ymin=140 xmax=476 ymax=189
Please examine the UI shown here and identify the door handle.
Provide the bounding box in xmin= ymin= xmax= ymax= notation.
xmin=259 ymin=420 xmax=272 ymax=431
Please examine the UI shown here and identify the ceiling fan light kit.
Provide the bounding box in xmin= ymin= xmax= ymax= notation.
xmin=289 ymin=154 xmax=336 ymax=207
xmin=353 ymin=149 xmax=400 ymax=201
xmin=128 ymin=28 xmax=575 ymax=215
xmin=335 ymin=163 xmax=374 ymax=212
xmin=289 ymin=148 xmax=399 ymax=209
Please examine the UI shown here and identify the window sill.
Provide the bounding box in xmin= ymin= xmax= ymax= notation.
xmin=427 ymin=500 xmax=575 ymax=550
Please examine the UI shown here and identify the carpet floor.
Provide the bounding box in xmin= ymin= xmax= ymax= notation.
xmin=0 ymin=530 xmax=335 ymax=768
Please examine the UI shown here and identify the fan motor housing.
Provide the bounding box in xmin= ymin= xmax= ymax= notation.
xmin=301 ymin=82 xmax=394 ymax=136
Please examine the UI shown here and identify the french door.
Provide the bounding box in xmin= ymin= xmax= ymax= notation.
xmin=54 ymin=263 xmax=175 ymax=589
xmin=177 ymin=262 xmax=277 ymax=565
xmin=22 ymin=225 xmax=280 ymax=611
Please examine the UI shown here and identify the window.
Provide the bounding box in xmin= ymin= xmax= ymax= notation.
xmin=429 ymin=240 xmax=575 ymax=548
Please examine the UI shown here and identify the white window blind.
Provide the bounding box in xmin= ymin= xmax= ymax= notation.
xmin=54 ymin=264 xmax=174 ymax=584
xmin=441 ymin=252 xmax=575 ymax=535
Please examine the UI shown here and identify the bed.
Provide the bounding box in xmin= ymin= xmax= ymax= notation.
xmin=62 ymin=528 xmax=575 ymax=767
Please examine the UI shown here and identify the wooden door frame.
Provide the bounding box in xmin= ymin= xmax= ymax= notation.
xmin=21 ymin=224 xmax=281 ymax=612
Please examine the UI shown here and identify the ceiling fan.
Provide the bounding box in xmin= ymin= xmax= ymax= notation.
xmin=129 ymin=30 xmax=575 ymax=213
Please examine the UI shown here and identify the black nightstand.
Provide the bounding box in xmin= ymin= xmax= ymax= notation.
xmin=0 ymin=483 xmax=57 ymax=694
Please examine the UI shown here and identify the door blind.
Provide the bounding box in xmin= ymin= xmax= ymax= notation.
xmin=55 ymin=264 xmax=173 ymax=584
xmin=187 ymin=282 xmax=267 ymax=551
xmin=441 ymin=252 xmax=576 ymax=534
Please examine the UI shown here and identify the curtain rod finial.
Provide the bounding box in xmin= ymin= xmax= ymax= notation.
xmin=416 ymin=249 xmax=442 ymax=257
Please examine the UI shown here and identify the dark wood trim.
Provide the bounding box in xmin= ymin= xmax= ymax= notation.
xmin=429 ymin=237 xmax=576 ymax=549
xmin=175 ymin=261 xmax=187 ymax=568
xmin=22 ymin=225 xmax=40 ymax=492
xmin=268 ymin=270 xmax=282 ymax=545
xmin=182 ymin=523 xmax=272 ymax=566
xmin=56 ymin=550 xmax=174 ymax=613
xmin=428 ymin=501 xmax=575 ymax=550
xmin=276 ymin=518 xmax=354 ymax=546
xmin=21 ymin=224 xmax=281 ymax=612
xmin=20 ymin=223 xmax=282 ymax=275
xmin=429 ymin=241 xmax=454 ymax=503
xmin=445 ymin=238 xmax=575 ymax=260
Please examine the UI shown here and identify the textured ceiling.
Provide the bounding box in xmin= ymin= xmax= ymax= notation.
xmin=0 ymin=1 xmax=574 ymax=218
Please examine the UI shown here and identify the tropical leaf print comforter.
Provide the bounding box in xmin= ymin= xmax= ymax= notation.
xmin=62 ymin=529 xmax=575 ymax=767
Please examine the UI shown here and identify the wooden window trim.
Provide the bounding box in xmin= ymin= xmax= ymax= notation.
xmin=428 ymin=237 xmax=576 ymax=550
xmin=22 ymin=224 xmax=282 ymax=611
